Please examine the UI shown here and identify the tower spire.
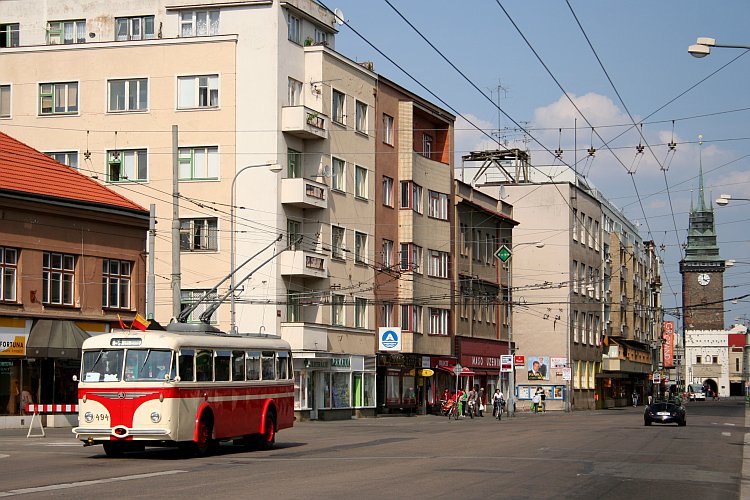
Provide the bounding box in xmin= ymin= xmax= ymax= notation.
xmin=697 ymin=134 xmax=707 ymax=211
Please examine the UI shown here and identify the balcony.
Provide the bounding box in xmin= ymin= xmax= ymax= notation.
xmin=279 ymin=322 xmax=328 ymax=351
xmin=280 ymin=248 xmax=328 ymax=279
xmin=281 ymin=177 xmax=328 ymax=209
xmin=281 ymin=106 xmax=328 ymax=140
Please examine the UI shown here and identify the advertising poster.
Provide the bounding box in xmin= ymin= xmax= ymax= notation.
xmin=550 ymin=357 xmax=567 ymax=369
xmin=663 ymin=321 xmax=674 ymax=368
xmin=527 ymin=355 xmax=549 ymax=380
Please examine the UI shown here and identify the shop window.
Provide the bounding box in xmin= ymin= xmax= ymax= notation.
xmin=386 ymin=370 xmax=400 ymax=405
xmin=332 ymin=372 xmax=350 ymax=408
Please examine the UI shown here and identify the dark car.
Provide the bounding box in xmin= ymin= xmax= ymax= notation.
xmin=644 ymin=400 xmax=686 ymax=426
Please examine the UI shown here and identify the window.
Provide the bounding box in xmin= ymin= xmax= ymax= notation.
xmin=276 ymin=351 xmax=291 ymax=380
xmin=46 ymin=151 xmax=78 ymax=169
xmin=287 ymin=291 xmax=301 ymax=322
xmin=354 ymin=231 xmax=367 ymax=264
xmin=355 ymin=297 xmax=367 ymax=328
xmin=331 ymin=293 xmax=344 ymax=326
xmin=178 ymin=146 xmax=219 ymax=180
xmin=355 ymin=100 xmax=368 ymax=134
xmin=331 ymin=157 xmax=345 ymax=191
xmin=400 ymin=243 xmax=422 ymax=272
xmin=0 ymin=247 xmax=17 ymax=302
xmin=399 ymin=181 xmax=422 ymax=212
xmin=178 ymin=75 xmax=218 ymax=109
xmin=572 ymin=209 xmax=578 ymax=241
xmin=108 ymin=149 xmax=147 ymax=182
xmin=587 ymin=217 xmax=593 ymax=248
xmin=101 ymin=259 xmax=131 ymax=310
xmin=401 ymin=305 xmax=422 ymax=333
xmin=383 ymin=114 xmax=394 ymax=145
xmin=115 ymin=16 xmax=155 ymax=41
xmin=712 ymin=356 xmax=718 ymax=364
xmin=42 ymin=252 xmax=75 ymax=305
xmin=232 ymin=351 xmax=245 ymax=381
xmin=332 ymin=89 xmax=345 ymax=124
xmin=287 ymin=14 xmax=301 ymax=43
xmin=428 ymin=190 xmax=448 ymax=220
xmin=47 ymin=20 xmax=86 ymax=45
xmin=355 ymin=165 xmax=368 ymax=199
xmin=314 ymin=28 xmax=328 ymax=45
xmin=422 ymin=134 xmax=432 ymax=157
xmin=331 ymin=225 xmax=345 ymax=259
xmin=413 ymin=183 xmax=423 ymax=213
xmin=382 ymin=176 xmax=394 ymax=207
xmin=180 ymin=10 xmax=219 ymax=37
xmin=180 ymin=218 xmax=218 ymax=251
xmin=382 ymin=239 xmax=393 ymax=269
xmin=39 ymin=82 xmax=78 ymax=115
xmin=579 ymin=212 xmax=586 ymax=244
xmin=0 ymin=85 xmax=9 ymax=118
xmin=261 ymin=352 xmax=275 ymax=380
xmin=108 ymin=78 xmax=147 ymax=112
xmin=288 ymin=148 xmax=302 ymax=178
xmin=246 ymin=352 xmax=261 ymax=380
xmin=288 ymin=78 xmax=302 ymax=106
xmin=287 ymin=219 xmax=302 ymax=250
xmin=696 ymin=355 xmax=702 ymax=364
xmin=429 ymin=308 xmax=449 ymax=335
xmin=196 ymin=350 xmax=213 ymax=381
xmin=428 ymin=250 xmax=449 ymax=278
xmin=180 ymin=289 xmax=217 ymax=323
xmin=1 ymin=24 xmax=19 ymax=48
xmin=381 ymin=302 xmax=393 ymax=327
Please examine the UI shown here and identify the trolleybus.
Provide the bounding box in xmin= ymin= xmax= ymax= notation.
xmin=73 ymin=323 xmax=294 ymax=456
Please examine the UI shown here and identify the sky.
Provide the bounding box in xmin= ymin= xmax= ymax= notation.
xmin=328 ymin=0 xmax=750 ymax=330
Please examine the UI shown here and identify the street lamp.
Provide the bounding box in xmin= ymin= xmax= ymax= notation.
xmin=715 ymin=194 xmax=750 ymax=206
xmin=230 ymin=162 xmax=281 ymax=334
xmin=505 ymin=240 xmax=545 ymax=417
xmin=688 ymin=37 xmax=750 ymax=58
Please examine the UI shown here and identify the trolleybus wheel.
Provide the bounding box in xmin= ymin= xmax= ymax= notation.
xmin=103 ymin=442 xmax=125 ymax=457
xmin=195 ymin=418 xmax=213 ymax=457
xmin=259 ymin=412 xmax=276 ymax=450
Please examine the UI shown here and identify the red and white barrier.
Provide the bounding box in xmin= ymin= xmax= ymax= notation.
xmin=26 ymin=404 xmax=78 ymax=438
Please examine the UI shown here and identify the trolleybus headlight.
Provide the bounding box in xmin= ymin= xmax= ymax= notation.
xmin=150 ymin=411 xmax=161 ymax=423
xmin=84 ymin=412 xmax=94 ymax=423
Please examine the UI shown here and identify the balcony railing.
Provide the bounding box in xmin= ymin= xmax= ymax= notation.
xmin=281 ymin=177 xmax=328 ymax=209
xmin=281 ymin=106 xmax=328 ymax=139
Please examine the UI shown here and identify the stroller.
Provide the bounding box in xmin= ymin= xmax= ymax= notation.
xmin=441 ymin=398 xmax=459 ymax=419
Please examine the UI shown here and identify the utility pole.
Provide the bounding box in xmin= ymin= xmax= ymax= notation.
xmin=147 ymin=203 xmax=156 ymax=320
xmin=171 ymin=125 xmax=181 ymax=320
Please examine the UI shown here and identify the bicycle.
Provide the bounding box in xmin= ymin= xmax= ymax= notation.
xmin=445 ymin=399 xmax=459 ymax=420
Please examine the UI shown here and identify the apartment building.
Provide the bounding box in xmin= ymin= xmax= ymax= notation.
xmin=0 ymin=0 xmax=381 ymax=420
xmin=373 ymin=76 xmax=454 ymax=415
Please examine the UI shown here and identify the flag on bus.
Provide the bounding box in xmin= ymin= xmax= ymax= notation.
xmin=132 ymin=313 xmax=151 ymax=332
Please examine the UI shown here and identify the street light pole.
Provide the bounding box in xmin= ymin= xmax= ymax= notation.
xmin=230 ymin=162 xmax=281 ymax=334
xmin=715 ymin=194 xmax=750 ymax=206
xmin=688 ymin=37 xmax=750 ymax=57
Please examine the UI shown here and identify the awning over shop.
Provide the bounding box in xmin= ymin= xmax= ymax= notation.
xmin=26 ymin=320 xmax=91 ymax=358
xmin=438 ymin=365 xmax=476 ymax=376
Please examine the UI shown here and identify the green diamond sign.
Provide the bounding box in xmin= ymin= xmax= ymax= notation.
xmin=495 ymin=245 xmax=512 ymax=263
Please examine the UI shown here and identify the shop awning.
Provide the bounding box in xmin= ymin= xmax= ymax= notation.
xmin=26 ymin=319 xmax=91 ymax=358
xmin=438 ymin=365 xmax=476 ymax=376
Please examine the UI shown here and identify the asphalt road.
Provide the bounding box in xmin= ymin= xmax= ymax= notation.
xmin=0 ymin=399 xmax=747 ymax=499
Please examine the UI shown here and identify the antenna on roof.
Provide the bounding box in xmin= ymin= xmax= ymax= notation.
xmin=333 ymin=8 xmax=345 ymax=25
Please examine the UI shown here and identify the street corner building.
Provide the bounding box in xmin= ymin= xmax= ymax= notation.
xmin=0 ymin=131 xmax=149 ymax=428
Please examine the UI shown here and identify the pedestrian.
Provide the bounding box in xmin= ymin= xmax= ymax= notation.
xmin=532 ymin=391 xmax=541 ymax=413
xmin=467 ymin=385 xmax=477 ymax=418
xmin=647 ymin=391 xmax=653 ymax=405
xmin=540 ymin=388 xmax=546 ymax=412
xmin=492 ymin=388 xmax=504 ymax=418
xmin=632 ymin=390 xmax=639 ymax=407
xmin=478 ymin=387 xmax=485 ymax=417
xmin=459 ymin=389 xmax=467 ymax=417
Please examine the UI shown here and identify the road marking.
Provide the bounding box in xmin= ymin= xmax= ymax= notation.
xmin=722 ymin=432 xmax=732 ymax=437
xmin=0 ymin=470 xmax=187 ymax=497
xmin=0 ymin=455 xmax=8 ymax=459
xmin=725 ymin=423 xmax=736 ymax=426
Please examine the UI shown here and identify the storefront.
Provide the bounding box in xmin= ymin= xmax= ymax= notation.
xmin=456 ymin=337 xmax=506 ymax=407
xmin=376 ymin=353 xmax=437 ymax=415
xmin=293 ymin=352 xmax=376 ymax=420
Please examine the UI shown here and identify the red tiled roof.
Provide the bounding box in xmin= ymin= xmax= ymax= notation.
xmin=0 ymin=131 xmax=147 ymax=214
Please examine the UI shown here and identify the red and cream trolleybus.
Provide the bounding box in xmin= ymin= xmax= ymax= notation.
xmin=73 ymin=323 xmax=294 ymax=456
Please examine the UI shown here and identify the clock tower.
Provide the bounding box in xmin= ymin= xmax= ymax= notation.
xmin=679 ymin=160 xmax=725 ymax=330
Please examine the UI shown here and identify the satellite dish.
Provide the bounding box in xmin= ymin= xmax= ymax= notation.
xmin=321 ymin=164 xmax=331 ymax=178
xmin=333 ymin=8 xmax=345 ymax=25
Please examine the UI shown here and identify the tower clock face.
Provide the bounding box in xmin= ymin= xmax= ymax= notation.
xmin=698 ymin=273 xmax=711 ymax=286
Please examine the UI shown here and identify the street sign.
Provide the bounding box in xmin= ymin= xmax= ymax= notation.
xmin=653 ymin=371 xmax=661 ymax=384
xmin=453 ymin=364 xmax=463 ymax=376
xmin=514 ymin=355 xmax=525 ymax=366
xmin=562 ymin=367 xmax=571 ymax=381
xmin=500 ymin=355 xmax=513 ymax=372
xmin=494 ymin=245 xmax=512 ymax=263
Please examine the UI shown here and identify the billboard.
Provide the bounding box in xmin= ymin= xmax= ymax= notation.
xmin=527 ymin=355 xmax=549 ymax=380
xmin=663 ymin=321 xmax=674 ymax=368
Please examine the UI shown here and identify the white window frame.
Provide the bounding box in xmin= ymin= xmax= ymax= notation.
xmin=180 ymin=217 xmax=218 ymax=251
xmin=428 ymin=250 xmax=449 ymax=278
xmin=108 ymin=78 xmax=148 ymax=112
xmin=42 ymin=252 xmax=75 ymax=306
xmin=181 ymin=289 xmax=217 ymax=323
xmin=39 ymin=82 xmax=78 ymax=115
xmin=287 ymin=14 xmax=301 ymax=44
xmin=355 ymin=297 xmax=367 ymax=328
xmin=354 ymin=231 xmax=367 ymax=264
xmin=422 ymin=134 xmax=432 ymax=157
xmin=102 ymin=259 xmax=131 ymax=310
xmin=178 ymin=146 xmax=219 ymax=180
xmin=331 ymin=157 xmax=345 ymax=192
xmin=314 ymin=28 xmax=328 ymax=45
xmin=331 ymin=293 xmax=344 ymax=326
xmin=429 ymin=308 xmax=449 ymax=335
xmin=428 ymin=190 xmax=448 ymax=220
xmin=288 ymin=78 xmax=302 ymax=106
xmin=382 ymin=176 xmax=394 ymax=207
xmin=115 ymin=15 xmax=155 ymax=41
xmin=180 ymin=10 xmax=219 ymax=37
xmin=355 ymin=165 xmax=368 ymax=199
xmin=355 ymin=100 xmax=368 ymax=134
xmin=47 ymin=20 xmax=86 ymax=45
xmin=332 ymin=89 xmax=345 ymax=125
xmin=331 ymin=225 xmax=345 ymax=260
xmin=107 ymin=149 xmax=148 ymax=182
xmin=412 ymin=183 xmax=423 ymax=214
xmin=381 ymin=302 xmax=393 ymax=328
xmin=46 ymin=151 xmax=78 ymax=169
xmin=0 ymin=85 xmax=10 ymax=118
xmin=383 ymin=114 xmax=394 ymax=145
xmin=382 ymin=239 xmax=393 ymax=269
xmin=0 ymin=247 xmax=17 ymax=302
xmin=178 ymin=74 xmax=219 ymax=109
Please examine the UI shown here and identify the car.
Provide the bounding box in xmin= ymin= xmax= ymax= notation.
xmin=687 ymin=384 xmax=705 ymax=401
xmin=644 ymin=400 xmax=686 ymax=426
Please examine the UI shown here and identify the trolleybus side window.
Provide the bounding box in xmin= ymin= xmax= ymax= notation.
xmin=215 ymin=350 xmax=231 ymax=381
xmin=196 ymin=349 xmax=213 ymax=381
xmin=261 ymin=351 xmax=275 ymax=380
xmin=83 ymin=349 xmax=124 ymax=382
xmin=247 ymin=351 xmax=261 ymax=380
xmin=277 ymin=351 xmax=290 ymax=380
xmin=232 ymin=350 xmax=245 ymax=381
xmin=179 ymin=349 xmax=195 ymax=381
